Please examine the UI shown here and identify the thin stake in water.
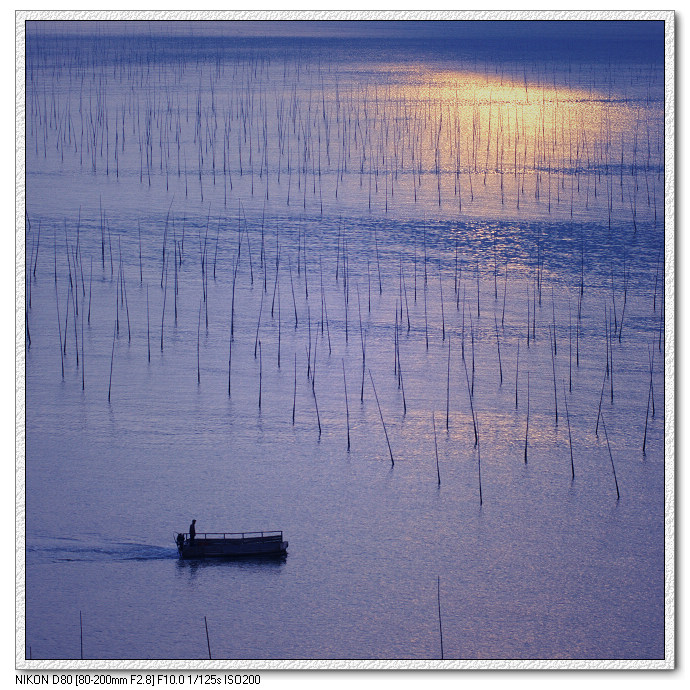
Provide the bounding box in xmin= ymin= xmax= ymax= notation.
xmin=55 ymin=282 xmax=64 ymax=378
xmin=462 ymin=350 xmax=478 ymax=446
xmin=563 ymin=382 xmax=574 ymax=479
xmin=108 ymin=322 xmax=116 ymax=402
xmin=433 ymin=412 xmax=441 ymax=485
xmin=515 ymin=339 xmax=520 ymax=408
xmin=477 ymin=427 xmax=483 ymax=505
xmin=342 ymin=358 xmax=351 ymax=451
xmin=160 ymin=255 xmax=168 ymax=351
xmin=437 ymin=576 xmax=444 ymax=659
xmin=197 ymin=300 xmax=201 ymax=384
xmin=146 ymin=284 xmax=150 ymax=362
xmin=549 ymin=325 xmax=558 ymax=425
xmin=601 ymin=415 xmax=620 ymax=500
xmin=204 ymin=616 xmax=212 ymax=660
xmin=312 ymin=382 xmax=322 ymax=438
xmin=643 ymin=346 xmax=654 ymax=454
xmin=292 ymin=352 xmax=297 ymax=425
xmin=369 ymin=369 xmax=394 ymax=466
xmin=524 ymin=371 xmax=529 ymax=464
xmin=446 ymin=335 xmax=451 ymax=430
xmin=258 ymin=340 xmax=262 ymax=409
xmin=494 ymin=315 xmax=503 ymax=384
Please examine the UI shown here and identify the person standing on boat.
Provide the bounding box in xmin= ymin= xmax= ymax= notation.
xmin=189 ymin=519 xmax=196 ymax=545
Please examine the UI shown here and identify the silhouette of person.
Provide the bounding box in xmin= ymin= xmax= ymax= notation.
xmin=189 ymin=519 xmax=196 ymax=545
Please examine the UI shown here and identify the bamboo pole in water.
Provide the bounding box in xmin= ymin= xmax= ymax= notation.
xmin=526 ymin=282 xmax=530 ymax=348
xmin=437 ymin=575 xmax=444 ymax=660
xmin=342 ymin=358 xmax=351 ymax=451
xmin=515 ymin=339 xmax=520 ymax=408
xmin=254 ymin=289 xmax=264 ymax=358
xmin=424 ymin=281 xmax=429 ymax=349
xmin=32 ymin=220 xmax=41 ymax=279
xmin=433 ymin=411 xmax=441 ymax=485
xmin=56 ymin=281 xmax=64 ymax=378
xmin=311 ymin=332 xmax=318 ymax=392
xmin=138 ymin=220 xmax=143 ymax=284
xmin=374 ymin=226 xmax=382 ymax=294
xmin=470 ymin=313 xmax=475 ymax=398
xmin=88 ymin=257 xmax=93 ymax=325
xmin=569 ymin=297 xmax=572 ymax=392
xmin=369 ymin=369 xmax=394 ymax=466
xmin=501 ymin=261 xmax=508 ymax=327
xmin=204 ymin=616 xmax=212 ymax=660
xmin=197 ymin=300 xmax=201 ymax=384
xmin=277 ymin=280 xmax=281 ymax=368
xmin=122 ymin=257 xmax=131 ymax=344
xmin=563 ymin=382 xmax=574 ymax=479
xmin=643 ymin=346 xmax=653 ymax=455
xmin=476 ymin=257 xmax=480 ymax=318
xmin=461 ymin=283 xmax=466 ymax=360
xmin=81 ymin=307 xmax=84 ymax=390
xmin=397 ymin=336 xmax=407 ymax=414
xmin=551 ymin=287 xmax=557 ymax=355
xmin=160 ymin=255 xmax=168 ymax=351
xmin=477 ymin=428 xmax=483 ymax=506
xmin=312 ymin=378 xmax=322 ymax=439
xmin=258 ymin=340 xmax=262 ymax=410
xmin=108 ymin=322 xmax=115 ymax=402
xmin=292 ymin=352 xmax=297 ymax=425
xmin=649 ymin=343 xmax=656 ymax=418
xmin=549 ymin=325 xmax=558 ymax=425
xmin=609 ymin=310 xmax=614 ymax=403
xmin=289 ymin=258 xmax=298 ymax=327
xmin=595 ymin=364 xmax=606 ymax=437
xmin=146 ymin=284 xmax=150 ymax=363
xmin=601 ymin=415 xmax=620 ymax=500
xmin=524 ymin=371 xmax=529 ymax=464
xmin=446 ymin=335 xmax=451 ymax=430
xmin=494 ymin=314 xmax=503 ymax=384
xmin=360 ymin=329 xmax=367 ymax=404
xmin=439 ymin=260 xmax=446 ymax=341
xmin=462 ymin=349 xmax=478 ymax=446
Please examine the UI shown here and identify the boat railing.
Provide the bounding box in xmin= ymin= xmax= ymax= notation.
xmin=178 ymin=531 xmax=283 ymax=541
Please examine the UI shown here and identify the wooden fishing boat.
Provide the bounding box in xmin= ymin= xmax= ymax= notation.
xmin=175 ymin=531 xmax=288 ymax=559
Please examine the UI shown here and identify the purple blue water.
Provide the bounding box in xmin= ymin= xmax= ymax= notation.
xmin=23 ymin=20 xmax=665 ymax=661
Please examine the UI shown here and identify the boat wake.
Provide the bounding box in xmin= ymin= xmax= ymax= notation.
xmin=25 ymin=536 xmax=176 ymax=564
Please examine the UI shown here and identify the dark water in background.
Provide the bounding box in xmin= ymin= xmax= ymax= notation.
xmin=23 ymin=21 xmax=666 ymax=661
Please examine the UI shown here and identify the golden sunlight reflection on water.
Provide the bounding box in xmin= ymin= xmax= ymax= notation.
xmin=380 ymin=68 xmax=650 ymax=174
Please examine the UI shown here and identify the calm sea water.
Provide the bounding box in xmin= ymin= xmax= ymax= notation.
xmin=23 ymin=21 xmax=665 ymax=662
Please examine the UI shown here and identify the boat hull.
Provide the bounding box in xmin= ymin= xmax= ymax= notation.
xmin=177 ymin=535 xmax=288 ymax=559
